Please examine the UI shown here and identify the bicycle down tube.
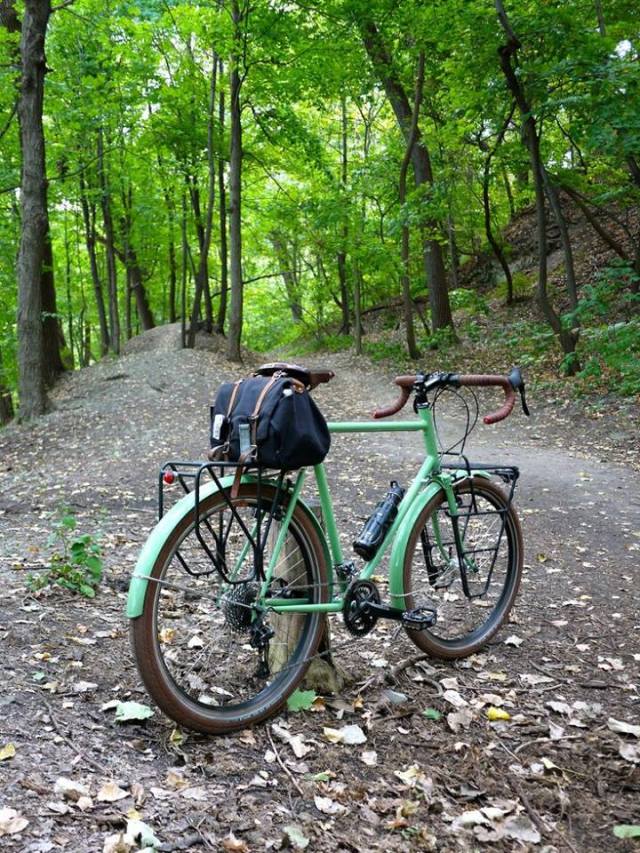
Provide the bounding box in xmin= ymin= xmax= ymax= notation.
xmin=262 ymin=404 xmax=454 ymax=613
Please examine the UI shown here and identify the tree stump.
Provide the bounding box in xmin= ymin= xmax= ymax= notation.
xmin=268 ymin=499 xmax=350 ymax=695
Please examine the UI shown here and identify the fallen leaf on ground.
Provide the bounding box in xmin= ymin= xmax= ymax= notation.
xmin=222 ymin=833 xmax=249 ymax=852
xmin=54 ymin=777 xmax=90 ymax=801
xmin=322 ymin=724 xmax=366 ymax=745
xmin=314 ymin=795 xmax=346 ymax=815
xmin=447 ymin=708 xmax=473 ymax=732
xmin=114 ymin=701 xmax=154 ymax=723
xmin=0 ymin=807 xmax=29 ymax=836
xmin=272 ymin=723 xmax=313 ymax=758
xmin=97 ymin=782 xmax=129 ymax=803
xmin=102 ymin=832 xmax=133 ymax=853
xmin=613 ymin=825 xmax=640 ymax=839
xmin=0 ymin=743 xmax=16 ymax=761
xmin=608 ymin=718 xmax=640 ymax=738
xmin=487 ymin=707 xmax=511 ymax=722
xmin=287 ymin=689 xmax=317 ymax=712
xmin=619 ymin=743 xmax=640 ymax=764
xmin=283 ymin=825 xmax=309 ymax=850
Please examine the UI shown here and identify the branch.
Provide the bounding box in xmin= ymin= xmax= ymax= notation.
xmin=51 ymin=0 xmax=76 ymax=11
xmin=399 ymin=50 xmax=425 ymax=200
xmin=0 ymin=97 xmax=17 ymax=143
xmin=242 ymin=270 xmax=289 ymax=285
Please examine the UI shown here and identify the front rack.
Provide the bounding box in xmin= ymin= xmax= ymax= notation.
xmin=158 ymin=459 xmax=288 ymax=584
xmin=431 ymin=455 xmax=520 ymax=599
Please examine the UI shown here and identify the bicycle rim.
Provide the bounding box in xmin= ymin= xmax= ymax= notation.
xmin=402 ymin=477 xmax=522 ymax=658
xmin=131 ymin=483 xmax=327 ymax=733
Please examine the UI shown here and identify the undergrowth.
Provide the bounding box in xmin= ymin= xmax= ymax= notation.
xmin=28 ymin=508 xmax=103 ymax=598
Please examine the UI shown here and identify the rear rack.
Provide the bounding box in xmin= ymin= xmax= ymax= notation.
xmin=158 ymin=460 xmax=288 ymax=584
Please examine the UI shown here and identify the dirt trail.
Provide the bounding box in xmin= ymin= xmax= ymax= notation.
xmin=0 ymin=334 xmax=639 ymax=853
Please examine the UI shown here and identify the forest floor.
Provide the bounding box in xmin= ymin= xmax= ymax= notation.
xmin=0 ymin=327 xmax=639 ymax=853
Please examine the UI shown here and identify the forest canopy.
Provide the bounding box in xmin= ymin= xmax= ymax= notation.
xmin=0 ymin=0 xmax=639 ymax=418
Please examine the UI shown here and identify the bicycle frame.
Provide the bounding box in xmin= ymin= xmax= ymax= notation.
xmin=260 ymin=404 xmax=463 ymax=614
xmin=126 ymin=404 xmax=488 ymax=620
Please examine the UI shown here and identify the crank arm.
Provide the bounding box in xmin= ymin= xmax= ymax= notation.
xmin=363 ymin=602 xmax=437 ymax=630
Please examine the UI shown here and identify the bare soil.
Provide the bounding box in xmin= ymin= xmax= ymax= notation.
xmin=0 ymin=334 xmax=639 ymax=853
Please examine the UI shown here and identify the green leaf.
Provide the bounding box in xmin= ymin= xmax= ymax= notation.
xmin=79 ymin=584 xmax=96 ymax=598
xmin=613 ymin=825 xmax=640 ymax=839
xmin=287 ymin=689 xmax=317 ymax=712
xmin=422 ymin=708 xmax=442 ymax=721
xmin=283 ymin=825 xmax=310 ymax=850
xmin=60 ymin=515 xmax=76 ymax=529
xmin=114 ymin=701 xmax=154 ymax=722
xmin=84 ymin=555 xmax=103 ymax=576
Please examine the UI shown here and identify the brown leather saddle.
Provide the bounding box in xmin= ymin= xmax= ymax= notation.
xmin=254 ymin=362 xmax=335 ymax=390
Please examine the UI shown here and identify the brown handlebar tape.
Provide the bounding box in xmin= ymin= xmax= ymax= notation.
xmin=372 ymin=385 xmax=412 ymax=419
xmin=372 ymin=372 xmax=517 ymax=424
xmin=456 ymin=374 xmax=515 ymax=424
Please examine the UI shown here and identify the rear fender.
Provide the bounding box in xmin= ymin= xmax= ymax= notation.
xmin=126 ymin=476 xmax=330 ymax=618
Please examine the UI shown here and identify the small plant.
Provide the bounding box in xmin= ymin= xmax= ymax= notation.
xmin=28 ymin=509 xmax=103 ymax=598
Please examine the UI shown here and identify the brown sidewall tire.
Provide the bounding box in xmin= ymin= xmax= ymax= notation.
xmin=130 ymin=483 xmax=328 ymax=734
xmin=402 ymin=478 xmax=523 ymax=660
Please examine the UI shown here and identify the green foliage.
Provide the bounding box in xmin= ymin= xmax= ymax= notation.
xmin=363 ymin=340 xmax=408 ymax=363
xmin=1 ymin=0 xmax=639 ymax=400
xmin=449 ymin=288 xmax=489 ymax=316
xmin=28 ymin=509 xmax=103 ymax=598
xmin=286 ymin=689 xmax=317 ymax=712
xmin=567 ymin=263 xmax=640 ymax=395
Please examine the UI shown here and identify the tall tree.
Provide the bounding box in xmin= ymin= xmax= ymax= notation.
xmin=361 ymin=18 xmax=454 ymax=334
xmin=16 ymin=0 xmax=51 ymax=416
xmin=227 ymin=0 xmax=244 ymax=362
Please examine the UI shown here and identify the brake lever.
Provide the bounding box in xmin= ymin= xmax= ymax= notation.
xmin=508 ymin=366 xmax=530 ymax=417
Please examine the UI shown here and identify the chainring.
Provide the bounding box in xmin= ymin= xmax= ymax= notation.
xmin=342 ymin=580 xmax=381 ymax=637
xmin=221 ymin=581 xmax=258 ymax=633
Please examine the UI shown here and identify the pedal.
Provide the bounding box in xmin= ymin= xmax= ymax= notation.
xmin=401 ymin=608 xmax=436 ymax=631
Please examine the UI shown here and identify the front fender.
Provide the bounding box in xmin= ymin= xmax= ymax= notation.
xmin=387 ymin=469 xmax=491 ymax=608
xmin=126 ymin=475 xmax=331 ymax=619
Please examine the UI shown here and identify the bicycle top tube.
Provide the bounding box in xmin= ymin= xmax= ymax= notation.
xmin=327 ymin=420 xmax=428 ymax=433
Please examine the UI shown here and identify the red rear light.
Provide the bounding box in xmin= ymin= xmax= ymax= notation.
xmin=163 ymin=471 xmax=176 ymax=485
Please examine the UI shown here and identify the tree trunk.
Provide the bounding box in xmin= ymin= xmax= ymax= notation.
xmin=0 ymin=343 xmax=14 ymax=424
xmin=502 ymin=164 xmax=516 ymax=219
xmin=479 ymin=106 xmax=515 ymax=304
xmin=79 ymin=168 xmax=110 ymax=355
xmin=16 ymin=0 xmax=51 ymax=418
xmin=227 ymin=0 xmax=244 ymax=362
xmin=337 ymin=95 xmax=350 ymax=334
xmin=115 ymin=222 xmax=155 ymax=332
xmin=216 ymin=64 xmax=229 ymax=334
xmin=270 ymin=233 xmax=302 ymax=322
xmin=180 ymin=190 xmax=188 ymax=349
xmin=97 ymin=127 xmax=120 ymax=354
xmin=399 ymin=51 xmax=424 ymax=360
xmin=41 ymin=228 xmax=67 ymax=383
xmin=361 ymin=20 xmax=453 ymax=333
xmin=542 ymin=178 xmax=578 ymax=309
xmin=496 ymin=1 xmax=579 ymax=371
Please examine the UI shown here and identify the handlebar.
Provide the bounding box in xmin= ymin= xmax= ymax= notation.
xmin=372 ymin=369 xmax=528 ymax=424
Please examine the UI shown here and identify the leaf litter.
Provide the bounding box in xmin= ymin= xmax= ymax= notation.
xmin=0 ymin=335 xmax=639 ymax=850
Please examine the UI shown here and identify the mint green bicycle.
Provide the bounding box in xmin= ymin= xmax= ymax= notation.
xmin=128 ymin=367 xmax=529 ymax=733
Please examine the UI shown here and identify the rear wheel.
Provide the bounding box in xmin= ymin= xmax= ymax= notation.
xmin=131 ymin=483 xmax=328 ymax=733
xmin=402 ymin=477 xmax=523 ymax=658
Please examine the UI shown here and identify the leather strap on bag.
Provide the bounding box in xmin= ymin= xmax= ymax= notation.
xmin=208 ymin=379 xmax=244 ymax=462
xmin=231 ymin=376 xmax=278 ymax=499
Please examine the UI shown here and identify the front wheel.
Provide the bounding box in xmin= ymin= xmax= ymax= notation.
xmin=130 ymin=482 xmax=328 ymax=734
xmin=402 ymin=477 xmax=523 ymax=659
